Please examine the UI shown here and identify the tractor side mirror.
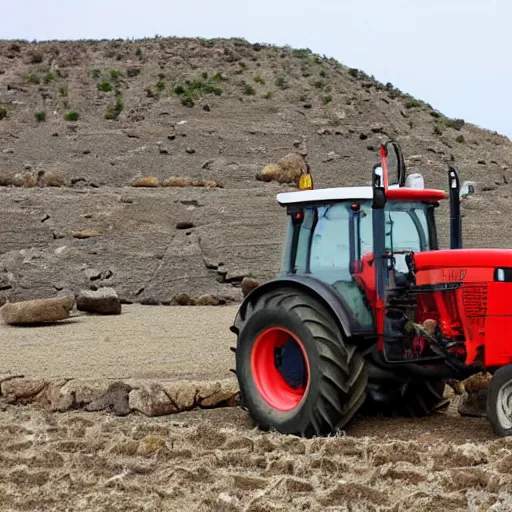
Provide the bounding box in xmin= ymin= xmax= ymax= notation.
xmin=460 ymin=181 xmax=476 ymax=201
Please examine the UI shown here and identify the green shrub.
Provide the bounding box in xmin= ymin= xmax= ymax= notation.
xmin=313 ymin=80 xmax=325 ymax=89
xmin=348 ymin=68 xmax=359 ymax=78
xmin=98 ymin=80 xmax=113 ymax=92
xmin=172 ymin=75 xmax=223 ymax=107
xmin=0 ymin=105 xmax=7 ymax=120
xmin=275 ymin=76 xmax=286 ymax=89
xmin=35 ymin=111 xmax=46 ymax=122
xmin=105 ymin=97 xmax=124 ymax=120
xmin=26 ymin=74 xmax=40 ymax=84
xmin=64 ymin=111 xmax=79 ymax=121
xmin=244 ymin=84 xmax=256 ymax=95
xmin=91 ymin=69 xmax=101 ymax=79
xmin=322 ymin=95 xmax=333 ymax=105
xmin=445 ymin=118 xmax=465 ymax=131
xmin=263 ymin=91 xmax=273 ymax=99
xmin=156 ymin=79 xmax=165 ymax=91
xmin=135 ymin=48 xmax=143 ymax=59
xmin=433 ymin=125 xmax=443 ymax=135
xmin=44 ymin=71 xmax=57 ymax=83
xmin=293 ymin=49 xmax=311 ymax=58
xmin=319 ymin=70 xmax=328 ymax=78
xmin=58 ymin=86 xmax=68 ymax=97
xmin=405 ymin=97 xmax=422 ymax=109
xmin=110 ymin=70 xmax=122 ymax=81
xmin=212 ymin=72 xmax=228 ymax=82
xmin=254 ymin=75 xmax=265 ymax=84
xmin=455 ymin=135 xmax=465 ymax=143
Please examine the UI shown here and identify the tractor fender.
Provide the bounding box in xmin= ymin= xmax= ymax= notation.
xmin=230 ymin=274 xmax=355 ymax=339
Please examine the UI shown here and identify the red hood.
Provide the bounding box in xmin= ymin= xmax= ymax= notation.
xmin=414 ymin=249 xmax=512 ymax=271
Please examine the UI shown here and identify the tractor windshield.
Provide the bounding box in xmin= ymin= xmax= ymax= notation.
xmin=282 ymin=200 xmax=435 ymax=279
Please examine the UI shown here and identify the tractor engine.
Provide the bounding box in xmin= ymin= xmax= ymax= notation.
xmin=408 ymin=249 xmax=512 ymax=369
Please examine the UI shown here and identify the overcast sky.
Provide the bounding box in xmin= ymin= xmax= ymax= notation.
xmin=3 ymin=0 xmax=510 ymax=138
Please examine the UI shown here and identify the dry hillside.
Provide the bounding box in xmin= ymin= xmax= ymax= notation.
xmin=1 ymin=36 xmax=511 ymax=303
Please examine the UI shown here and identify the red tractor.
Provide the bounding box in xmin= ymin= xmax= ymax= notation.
xmin=230 ymin=140 xmax=512 ymax=438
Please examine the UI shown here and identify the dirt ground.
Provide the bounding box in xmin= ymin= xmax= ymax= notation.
xmin=2 ymin=305 xmax=512 ymax=511
xmin=0 ymin=304 xmax=238 ymax=380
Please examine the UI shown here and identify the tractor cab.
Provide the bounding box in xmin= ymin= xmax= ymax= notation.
xmin=276 ymin=141 xmax=450 ymax=336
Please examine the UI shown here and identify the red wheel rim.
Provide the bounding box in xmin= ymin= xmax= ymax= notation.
xmin=251 ymin=327 xmax=310 ymax=412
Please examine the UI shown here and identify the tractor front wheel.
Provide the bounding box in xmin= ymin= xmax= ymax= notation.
xmin=487 ymin=364 xmax=512 ymax=437
xmin=234 ymin=289 xmax=368 ymax=438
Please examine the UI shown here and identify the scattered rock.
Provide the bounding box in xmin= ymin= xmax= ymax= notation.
xmin=256 ymin=153 xmax=307 ymax=185
xmin=72 ymin=229 xmax=101 ymax=239
xmin=241 ymin=277 xmax=260 ymax=297
xmin=11 ymin=173 xmax=24 ymax=187
xmin=42 ymin=170 xmax=69 ymax=187
xmin=0 ymin=172 xmax=12 ymax=186
xmin=171 ymin=293 xmax=196 ymax=306
xmin=2 ymin=148 xmax=14 ymax=154
xmin=203 ymin=104 xmax=210 ymax=112
xmin=85 ymin=381 xmax=132 ymax=416
xmin=84 ymin=268 xmax=101 ymax=281
xmin=196 ymin=294 xmax=221 ymax=306
xmin=186 ymin=147 xmax=196 ymax=154
xmin=409 ymin=155 xmax=423 ymax=162
xmin=159 ymin=146 xmax=169 ymax=154
xmin=139 ymin=297 xmax=160 ymax=306
xmin=76 ymin=287 xmax=122 ymax=315
xmin=370 ymin=125 xmax=384 ymax=133
xmin=478 ymin=160 xmax=486 ymax=165
xmin=129 ymin=382 xmax=177 ymax=416
xmin=1 ymin=378 xmax=47 ymax=404
xmin=176 ymin=221 xmax=195 ymax=230
xmin=256 ymin=164 xmax=282 ymax=182
xmin=359 ymin=133 xmax=368 ymax=140
xmin=131 ymin=176 xmax=160 ymax=188
xmin=163 ymin=177 xmax=194 ymax=187
xmin=458 ymin=372 xmax=492 ymax=417
xmin=0 ymin=296 xmax=74 ymax=325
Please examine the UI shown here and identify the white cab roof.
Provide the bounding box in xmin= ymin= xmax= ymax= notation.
xmin=277 ymin=185 xmax=399 ymax=205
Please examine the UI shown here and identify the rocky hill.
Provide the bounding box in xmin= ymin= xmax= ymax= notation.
xmin=1 ymin=37 xmax=511 ymax=304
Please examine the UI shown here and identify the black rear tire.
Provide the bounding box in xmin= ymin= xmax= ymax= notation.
xmin=487 ymin=365 xmax=512 ymax=437
xmin=232 ymin=287 xmax=368 ymax=438
xmin=361 ymin=377 xmax=448 ymax=417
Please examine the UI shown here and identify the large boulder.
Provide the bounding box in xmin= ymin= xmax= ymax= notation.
xmin=0 ymin=296 xmax=74 ymax=325
xmin=256 ymin=153 xmax=307 ymax=185
xmin=76 ymin=287 xmax=122 ymax=315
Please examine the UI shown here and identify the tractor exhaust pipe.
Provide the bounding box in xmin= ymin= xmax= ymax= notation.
xmin=449 ymin=167 xmax=463 ymax=249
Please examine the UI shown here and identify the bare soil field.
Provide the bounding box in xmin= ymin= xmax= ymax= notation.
xmin=0 ymin=304 xmax=238 ymax=380
xmin=1 ymin=305 xmax=512 ymax=511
